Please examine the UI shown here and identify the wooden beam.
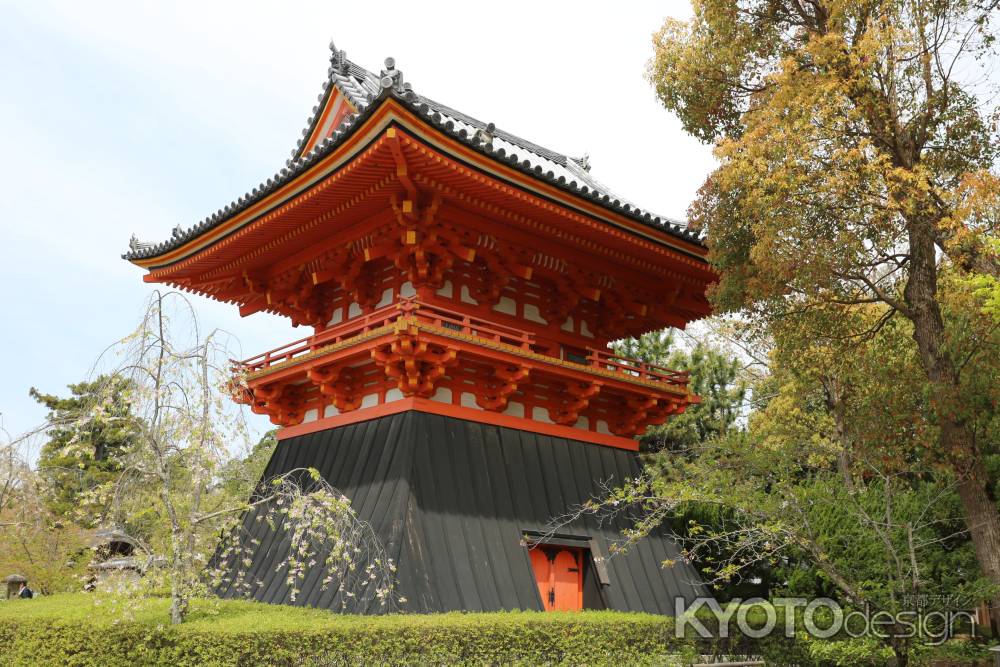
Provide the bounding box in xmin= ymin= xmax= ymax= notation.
xmin=239 ymin=297 xmax=269 ymax=318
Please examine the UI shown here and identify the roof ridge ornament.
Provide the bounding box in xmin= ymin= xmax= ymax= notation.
xmin=128 ymin=234 xmax=153 ymax=253
xmin=472 ymin=122 xmax=496 ymax=148
xmin=329 ymin=40 xmax=349 ymax=75
xmin=379 ymin=57 xmax=406 ymax=94
xmin=572 ymin=153 xmax=591 ymax=172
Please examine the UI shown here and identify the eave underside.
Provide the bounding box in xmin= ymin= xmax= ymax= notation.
xmin=138 ymin=119 xmax=714 ymax=334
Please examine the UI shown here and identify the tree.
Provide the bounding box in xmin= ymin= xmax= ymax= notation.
xmin=563 ymin=320 xmax=986 ymax=665
xmin=88 ymin=292 xmax=399 ymax=623
xmin=29 ymin=376 xmax=139 ymax=524
xmin=615 ymin=329 xmax=748 ymax=455
xmin=649 ymin=0 xmax=1000 ymax=625
xmin=0 ymin=427 xmax=90 ymax=594
xmin=217 ymin=429 xmax=278 ymax=503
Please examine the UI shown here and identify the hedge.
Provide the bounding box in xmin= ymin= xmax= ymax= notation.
xmin=0 ymin=595 xmax=701 ymax=667
xmin=0 ymin=594 xmax=990 ymax=666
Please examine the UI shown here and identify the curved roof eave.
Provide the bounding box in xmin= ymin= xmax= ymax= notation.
xmin=125 ymin=80 xmax=705 ymax=266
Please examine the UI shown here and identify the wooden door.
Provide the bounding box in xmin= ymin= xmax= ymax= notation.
xmin=551 ymin=549 xmax=582 ymax=611
xmin=529 ymin=548 xmax=552 ymax=608
xmin=529 ymin=546 xmax=584 ymax=611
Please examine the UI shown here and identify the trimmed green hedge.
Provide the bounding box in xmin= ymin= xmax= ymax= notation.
xmin=0 ymin=594 xmax=990 ymax=666
xmin=0 ymin=595 xmax=701 ymax=666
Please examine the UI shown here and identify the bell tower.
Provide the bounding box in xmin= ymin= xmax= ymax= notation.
xmin=126 ymin=43 xmax=715 ymax=614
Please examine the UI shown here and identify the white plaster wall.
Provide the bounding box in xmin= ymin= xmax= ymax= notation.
xmin=431 ymin=387 xmax=453 ymax=403
xmin=504 ymin=401 xmax=524 ymax=418
xmin=531 ymin=406 xmax=554 ymax=424
xmin=376 ymin=287 xmax=393 ymax=308
xmin=436 ymin=280 xmax=454 ymax=298
xmin=524 ymin=303 xmax=546 ymax=324
xmin=460 ymin=285 xmax=478 ymax=305
xmin=493 ymin=296 xmax=516 ymax=316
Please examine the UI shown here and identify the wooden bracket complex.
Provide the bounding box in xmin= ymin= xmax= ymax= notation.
xmin=609 ymin=395 xmax=681 ymax=438
xmin=307 ymin=366 xmax=363 ymax=412
xmin=475 ymin=363 xmax=530 ymax=412
xmin=371 ymin=326 xmax=458 ymax=397
xmin=384 ymin=195 xmax=476 ymax=289
xmin=248 ymin=382 xmax=308 ymax=427
xmin=549 ymin=381 xmax=602 ymax=426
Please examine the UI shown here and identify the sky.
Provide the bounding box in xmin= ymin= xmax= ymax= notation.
xmin=0 ymin=1 xmax=715 ymax=445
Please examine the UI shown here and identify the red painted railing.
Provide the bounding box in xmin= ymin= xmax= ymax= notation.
xmin=235 ymin=297 xmax=689 ymax=388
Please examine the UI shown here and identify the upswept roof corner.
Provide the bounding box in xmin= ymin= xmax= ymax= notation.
xmin=124 ymin=41 xmax=703 ymax=262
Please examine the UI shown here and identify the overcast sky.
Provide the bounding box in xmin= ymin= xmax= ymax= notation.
xmin=0 ymin=1 xmax=714 ymax=444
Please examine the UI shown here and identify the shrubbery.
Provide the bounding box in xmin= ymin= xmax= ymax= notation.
xmin=0 ymin=595 xmax=692 ymax=667
xmin=0 ymin=594 xmax=991 ymax=666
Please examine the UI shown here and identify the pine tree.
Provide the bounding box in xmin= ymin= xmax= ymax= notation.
xmin=30 ymin=376 xmax=139 ymax=524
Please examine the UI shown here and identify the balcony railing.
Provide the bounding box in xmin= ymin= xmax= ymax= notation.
xmin=235 ymin=297 xmax=690 ymax=389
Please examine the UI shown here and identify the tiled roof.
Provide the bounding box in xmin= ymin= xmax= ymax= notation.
xmin=125 ymin=42 xmax=702 ymax=262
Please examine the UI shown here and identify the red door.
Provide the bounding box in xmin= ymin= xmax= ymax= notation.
xmin=529 ymin=546 xmax=583 ymax=611
xmin=530 ymin=548 xmax=551 ymax=608
xmin=552 ymin=549 xmax=581 ymax=611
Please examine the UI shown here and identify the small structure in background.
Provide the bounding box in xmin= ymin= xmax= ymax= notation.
xmin=3 ymin=574 xmax=28 ymax=600
xmin=84 ymin=527 xmax=162 ymax=591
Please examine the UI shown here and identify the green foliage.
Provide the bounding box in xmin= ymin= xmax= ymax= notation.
xmin=594 ymin=318 xmax=991 ymax=661
xmin=801 ymin=635 xmax=896 ymax=666
xmin=217 ymin=430 xmax=277 ymax=502
xmin=4 ymin=593 xmax=995 ymax=666
xmin=0 ymin=595 xmax=696 ymax=667
xmin=2 ymin=594 xmax=989 ymax=666
xmin=613 ymin=330 xmax=747 ymax=455
xmin=30 ymin=376 xmax=140 ymax=524
xmin=646 ymin=5 xmax=1000 ymax=633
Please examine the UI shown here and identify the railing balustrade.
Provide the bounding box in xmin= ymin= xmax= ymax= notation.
xmin=234 ymin=297 xmax=688 ymax=389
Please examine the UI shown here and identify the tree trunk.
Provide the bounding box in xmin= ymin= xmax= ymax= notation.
xmin=905 ymin=216 xmax=1000 ymax=635
xmin=170 ymin=587 xmax=185 ymax=625
xmin=169 ymin=544 xmax=189 ymax=625
xmin=893 ymin=642 xmax=908 ymax=667
xmin=955 ymin=460 xmax=1000 ymax=636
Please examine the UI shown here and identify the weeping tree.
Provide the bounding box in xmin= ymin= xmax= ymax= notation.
xmin=648 ymin=0 xmax=1000 ymax=627
xmin=90 ymin=291 xmax=398 ymax=623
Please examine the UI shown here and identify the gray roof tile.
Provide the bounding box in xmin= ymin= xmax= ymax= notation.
xmin=125 ymin=42 xmax=702 ymax=262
